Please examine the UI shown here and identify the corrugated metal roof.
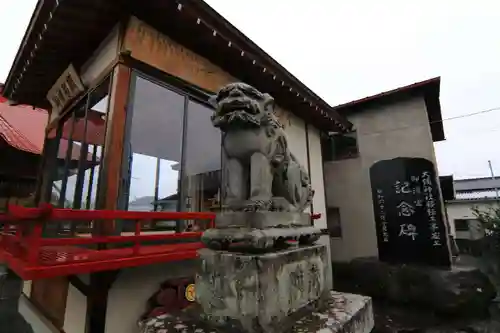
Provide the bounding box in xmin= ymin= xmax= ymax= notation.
xmin=455 ymin=190 xmax=499 ymax=200
xmin=0 ymin=99 xmax=47 ymax=154
xmin=0 ymin=94 xmax=103 ymax=161
xmin=454 ymin=177 xmax=500 ymax=192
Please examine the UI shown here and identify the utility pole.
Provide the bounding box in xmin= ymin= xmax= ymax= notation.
xmin=488 ymin=160 xmax=499 ymax=200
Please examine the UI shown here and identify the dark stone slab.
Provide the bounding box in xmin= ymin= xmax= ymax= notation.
xmin=195 ymin=245 xmax=329 ymax=333
xmin=333 ymin=258 xmax=496 ymax=318
xmin=138 ymin=291 xmax=374 ymax=333
xmin=370 ymin=157 xmax=451 ymax=267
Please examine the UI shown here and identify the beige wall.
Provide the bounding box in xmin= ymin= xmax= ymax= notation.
xmin=446 ymin=201 xmax=490 ymax=240
xmin=325 ymin=97 xmax=441 ymax=261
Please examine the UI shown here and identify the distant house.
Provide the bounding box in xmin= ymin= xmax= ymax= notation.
xmin=445 ymin=177 xmax=499 ymax=254
xmin=128 ymin=194 xmax=178 ymax=212
xmin=128 ymin=196 xmax=155 ymax=211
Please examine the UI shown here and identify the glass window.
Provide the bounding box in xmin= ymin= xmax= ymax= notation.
xmin=40 ymin=78 xmax=110 ymax=234
xmin=326 ymin=207 xmax=342 ymax=237
xmin=50 ymin=79 xmax=110 ymax=210
xmin=455 ymin=219 xmax=471 ymax=231
xmin=182 ymin=100 xmax=222 ymax=217
xmin=51 ymin=110 xmax=81 ymax=208
xmin=322 ymin=131 xmax=359 ymax=161
xmin=124 ymin=76 xmax=185 ymax=226
xmin=121 ymin=75 xmax=222 ymax=231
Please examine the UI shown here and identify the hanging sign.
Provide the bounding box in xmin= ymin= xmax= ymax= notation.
xmin=46 ymin=64 xmax=85 ymax=118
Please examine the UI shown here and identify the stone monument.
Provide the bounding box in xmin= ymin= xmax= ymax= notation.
xmin=201 ymin=82 xmax=321 ymax=251
xmin=139 ymin=83 xmax=374 ymax=333
xmin=195 ymin=83 xmax=372 ymax=333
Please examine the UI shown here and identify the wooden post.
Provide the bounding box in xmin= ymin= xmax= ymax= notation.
xmin=86 ymin=271 xmax=118 ymax=333
xmin=95 ymin=64 xmax=131 ymax=236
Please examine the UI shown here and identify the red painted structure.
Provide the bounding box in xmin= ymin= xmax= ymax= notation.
xmin=0 ymin=204 xmax=215 ymax=280
xmin=0 ymin=205 xmax=322 ymax=280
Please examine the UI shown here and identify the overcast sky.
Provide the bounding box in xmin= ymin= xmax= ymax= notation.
xmin=1 ymin=0 xmax=500 ymax=180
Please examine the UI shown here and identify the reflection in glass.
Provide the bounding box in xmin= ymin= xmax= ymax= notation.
xmin=125 ymin=77 xmax=184 ymax=229
xmin=182 ymin=100 xmax=222 ymax=213
xmin=122 ymin=76 xmax=224 ymax=231
xmin=51 ymin=83 xmax=109 ymax=211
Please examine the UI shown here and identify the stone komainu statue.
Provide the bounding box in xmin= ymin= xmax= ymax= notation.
xmin=209 ymin=82 xmax=314 ymax=213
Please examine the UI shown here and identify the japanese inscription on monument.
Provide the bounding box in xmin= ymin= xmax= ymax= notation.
xmin=370 ymin=157 xmax=451 ymax=267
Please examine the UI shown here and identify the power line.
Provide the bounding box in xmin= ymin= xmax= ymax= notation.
xmin=358 ymin=106 xmax=500 ymax=138
xmin=439 ymin=126 xmax=500 ymax=142
xmin=436 ymin=106 xmax=500 ymax=123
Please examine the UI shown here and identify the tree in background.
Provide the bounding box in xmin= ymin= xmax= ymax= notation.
xmin=472 ymin=204 xmax=500 ymax=293
xmin=472 ymin=205 xmax=500 ymax=255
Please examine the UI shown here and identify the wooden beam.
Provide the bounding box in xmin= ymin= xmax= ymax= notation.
xmin=68 ymin=275 xmax=89 ymax=297
xmin=85 ymin=270 xmax=119 ymax=333
xmin=95 ymin=64 xmax=131 ymax=235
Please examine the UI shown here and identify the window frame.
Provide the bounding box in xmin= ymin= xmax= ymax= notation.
xmin=321 ymin=130 xmax=359 ymax=162
xmin=36 ymin=74 xmax=113 ymax=211
xmin=119 ymin=70 xmax=221 ymax=220
xmin=454 ymin=219 xmax=471 ymax=232
xmin=326 ymin=206 xmax=342 ymax=238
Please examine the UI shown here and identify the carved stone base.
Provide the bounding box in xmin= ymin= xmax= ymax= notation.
xmin=195 ymin=245 xmax=329 ymax=333
xmin=215 ymin=211 xmax=311 ymax=229
xmin=139 ymin=291 xmax=374 ymax=333
xmin=201 ymin=226 xmax=321 ymax=251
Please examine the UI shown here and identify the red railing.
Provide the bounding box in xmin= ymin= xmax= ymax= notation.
xmin=0 ymin=204 xmax=215 ymax=279
xmin=0 ymin=205 xmax=322 ymax=280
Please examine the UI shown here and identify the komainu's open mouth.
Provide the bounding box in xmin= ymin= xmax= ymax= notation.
xmin=220 ymin=99 xmax=255 ymax=116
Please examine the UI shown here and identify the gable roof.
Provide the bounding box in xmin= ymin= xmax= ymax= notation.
xmin=2 ymin=0 xmax=352 ymax=132
xmin=331 ymin=77 xmax=445 ymax=142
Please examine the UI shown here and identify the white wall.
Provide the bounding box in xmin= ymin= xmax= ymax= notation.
xmin=307 ymin=125 xmax=327 ymax=229
xmin=63 ymin=284 xmax=87 ymax=333
xmin=279 ymin=109 xmax=328 ymax=225
xmin=19 ymin=295 xmax=60 ymax=333
xmin=79 ymin=24 xmax=120 ymax=86
xmin=283 ymin=112 xmax=308 ymax=167
xmin=105 ymin=260 xmax=198 ymax=333
xmin=446 ymin=200 xmax=491 ymax=240
xmin=324 ymin=97 xmax=442 ymax=261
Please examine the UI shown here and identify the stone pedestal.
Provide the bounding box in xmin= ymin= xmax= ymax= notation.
xmin=215 ymin=211 xmax=311 ymax=229
xmin=195 ymin=245 xmax=329 ymax=333
xmin=139 ymin=291 xmax=374 ymax=333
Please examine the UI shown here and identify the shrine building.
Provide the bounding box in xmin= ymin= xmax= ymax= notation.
xmin=0 ymin=1 xmax=449 ymax=332
xmin=1 ymin=1 xmax=349 ymax=332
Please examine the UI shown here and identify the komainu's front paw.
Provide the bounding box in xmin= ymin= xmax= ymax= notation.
xmin=243 ymin=199 xmax=272 ymax=212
